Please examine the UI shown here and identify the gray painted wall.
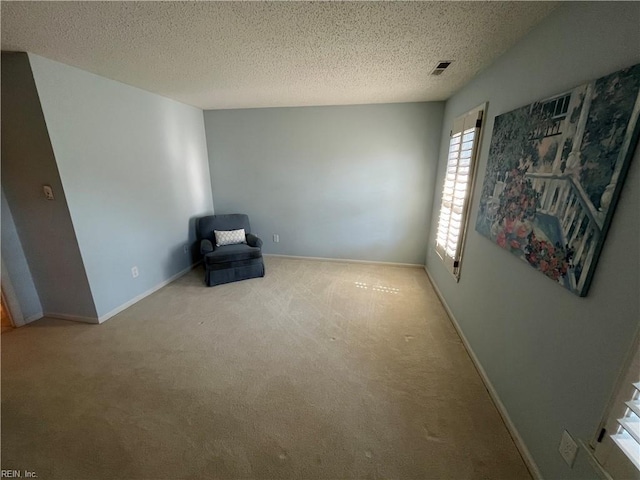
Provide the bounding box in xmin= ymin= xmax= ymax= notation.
xmin=1 ymin=52 xmax=97 ymax=320
xmin=1 ymin=188 xmax=42 ymax=321
xmin=28 ymin=54 xmax=214 ymax=319
xmin=425 ymin=3 xmax=640 ymax=479
xmin=205 ymin=103 xmax=444 ymax=264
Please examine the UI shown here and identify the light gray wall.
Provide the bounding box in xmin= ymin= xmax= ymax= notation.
xmin=28 ymin=54 xmax=214 ymax=319
xmin=205 ymin=103 xmax=444 ymax=264
xmin=425 ymin=3 xmax=640 ymax=479
xmin=1 ymin=188 xmax=42 ymax=321
xmin=1 ymin=52 xmax=97 ymax=320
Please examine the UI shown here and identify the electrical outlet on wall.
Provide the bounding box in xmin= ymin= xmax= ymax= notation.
xmin=558 ymin=430 xmax=578 ymax=467
xmin=273 ymin=234 xmax=280 ymax=243
xmin=131 ymin=266 xmax=139 ymax=278
xmin=43 ymin=185 xmax=55 ymax=200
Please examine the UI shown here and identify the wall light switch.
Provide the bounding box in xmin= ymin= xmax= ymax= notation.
xmin=558 ymin=430 xmax=578 ymax=467
xmin=43 ymin=185 xmax=54 ymax=200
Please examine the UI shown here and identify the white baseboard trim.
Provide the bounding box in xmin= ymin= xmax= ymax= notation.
xmin=97 ymin=262 xmax=199 ymax=323
xmin=424 ymin=266 xmax=543 ymax=480
xmin=264 ymin=254 xmax=423 ymax=268
xmin=23 ymin=312 xmax=44 ymax=324
xmin=43 ymin=312 xmax=99 ymax=324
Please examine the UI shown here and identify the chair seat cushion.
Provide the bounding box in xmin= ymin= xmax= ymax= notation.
xmin=204 ymin=243 xmax=262 ymax=265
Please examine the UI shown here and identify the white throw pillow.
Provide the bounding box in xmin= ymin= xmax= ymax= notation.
xmin=214 ymin=229 xmax=246 ymax=247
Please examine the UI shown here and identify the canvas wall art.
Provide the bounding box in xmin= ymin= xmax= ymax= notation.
xmin=476 ymin=64 xmax=640 ymax=296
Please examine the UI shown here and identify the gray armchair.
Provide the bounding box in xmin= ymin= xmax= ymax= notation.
xmin=197 ymin=214 xmax=265 ymax=287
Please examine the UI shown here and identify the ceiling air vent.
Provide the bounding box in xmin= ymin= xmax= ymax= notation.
xmin=431 ymin=61 xmax=452 ymax=76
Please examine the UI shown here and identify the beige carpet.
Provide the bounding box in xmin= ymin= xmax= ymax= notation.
xmin=1 ymin=257 xmax=531 ymax=479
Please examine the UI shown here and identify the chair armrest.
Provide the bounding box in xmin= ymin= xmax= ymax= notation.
xmin=200 ymin=239 xmax=214 ymax=254
xmin=246 ymin=233 xmax=263 ymax=248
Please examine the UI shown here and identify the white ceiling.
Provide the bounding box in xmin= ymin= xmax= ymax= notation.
xmin=1 ymin=1 xmax=557 ymax=110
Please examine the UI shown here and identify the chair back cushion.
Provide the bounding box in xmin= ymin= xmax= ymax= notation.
xmin=198 ymin=214 xmax=252 ymax=241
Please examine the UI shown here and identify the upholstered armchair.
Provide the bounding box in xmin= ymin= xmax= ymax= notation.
xmin=197 ymin=214 xmax=265 ymax=287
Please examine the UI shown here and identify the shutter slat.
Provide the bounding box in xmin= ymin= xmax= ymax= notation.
xmin=611 ymin=430 xmax=640 ymax=470
xmin=618 ymin=413 xmax=640 ymax=444
xmin=626 ymin=400 xmax=640 ymax=418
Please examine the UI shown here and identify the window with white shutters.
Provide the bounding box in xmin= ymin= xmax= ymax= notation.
xmin=592 ymin=334 xmax=640 ymax=479
xmin=612 ymin=381 xmax=640 ymax=470
xmin=435 ymin=104 xmax=485 ymax=280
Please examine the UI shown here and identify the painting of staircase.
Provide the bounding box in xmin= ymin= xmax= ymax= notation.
xmin=476 ymin=63 xmax=640 ymax=296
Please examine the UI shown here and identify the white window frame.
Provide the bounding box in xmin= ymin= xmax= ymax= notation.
xmin=591 ymin=331 xmax=640 ymax=479
xmin=435 ymin=103 xmax=486 ymax=280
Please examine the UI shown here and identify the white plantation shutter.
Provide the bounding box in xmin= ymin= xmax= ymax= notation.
xmin=593 ymin=335 xmax=640 ymax=479
xmin=612 ymin=382 xmax=640 ymax=469
xmin=435 ymin=105 xmax=485 ymax=279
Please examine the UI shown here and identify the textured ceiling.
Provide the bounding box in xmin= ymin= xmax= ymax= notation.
xmin=1 ymin=1 xmax=557 ymax=110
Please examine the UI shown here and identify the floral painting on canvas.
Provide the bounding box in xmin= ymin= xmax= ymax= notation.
xmin=476 ymin=64 xmax=640 ymax=296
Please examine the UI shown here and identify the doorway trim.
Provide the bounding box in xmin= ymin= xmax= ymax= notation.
xmin=1 ymin=257 xmax=27 ymax=327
